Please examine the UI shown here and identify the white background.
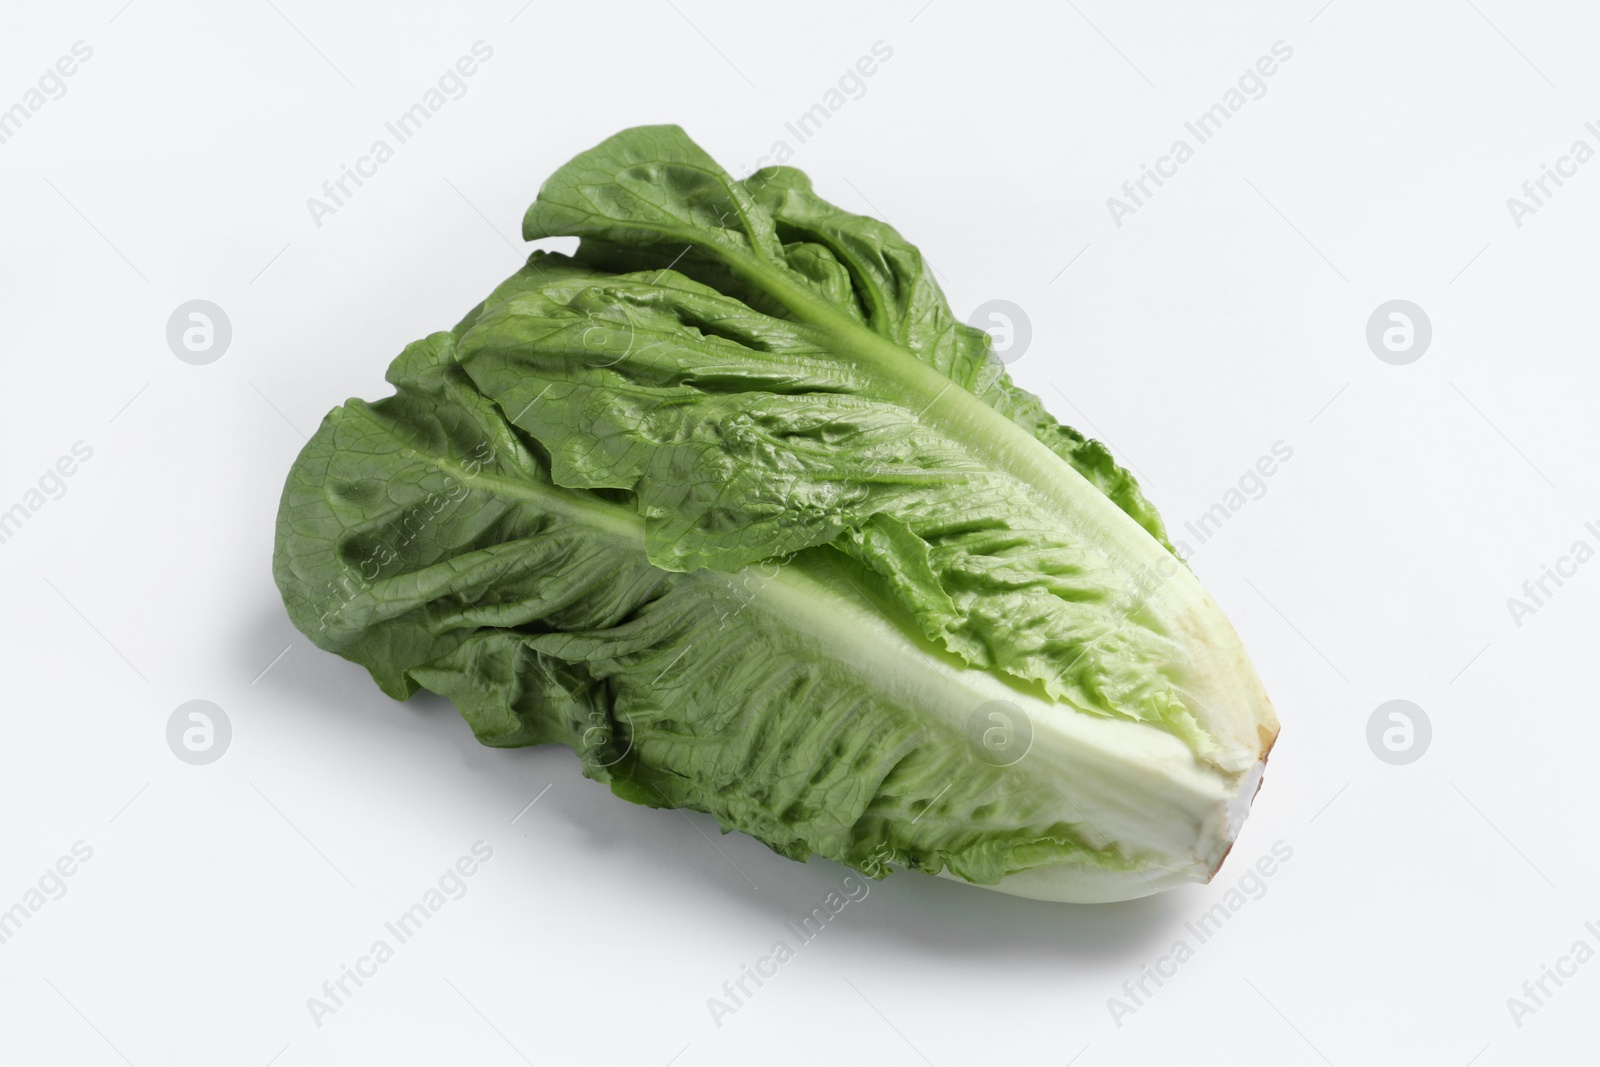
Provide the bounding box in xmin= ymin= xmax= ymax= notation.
xmin=3 ymin=1 xmax=1597 ymax=1064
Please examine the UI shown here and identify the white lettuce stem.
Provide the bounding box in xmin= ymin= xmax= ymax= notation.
xmin=763 ymin=560 xmax=1261 ymax=903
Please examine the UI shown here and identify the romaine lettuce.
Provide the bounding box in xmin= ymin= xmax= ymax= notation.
xmin=273 ymin=125 xmax=1278 ymax=902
